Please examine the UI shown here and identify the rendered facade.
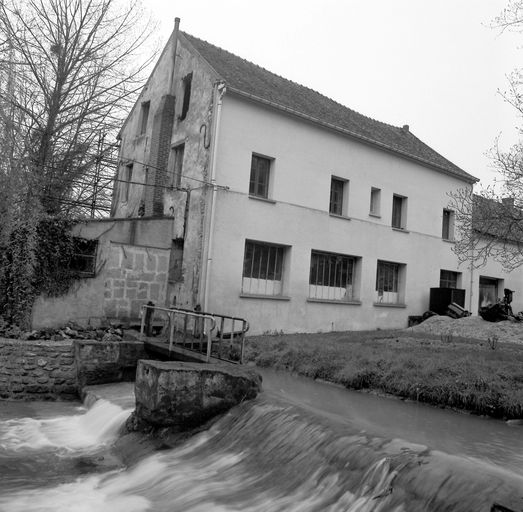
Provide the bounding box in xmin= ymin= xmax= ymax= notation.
xmin=32 ymin=26 xmax=523 ymax=334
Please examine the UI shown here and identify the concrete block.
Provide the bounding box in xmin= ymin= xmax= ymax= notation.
xmin=134 ymin=360 xmax=262 ymax=429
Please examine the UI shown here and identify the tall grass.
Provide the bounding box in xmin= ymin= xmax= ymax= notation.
xmin=244 ymin=331 xmax=523 ymax=419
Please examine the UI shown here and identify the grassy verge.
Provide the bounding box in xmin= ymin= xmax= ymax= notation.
xmin=244 ymin=331 xmax=523 ymax=419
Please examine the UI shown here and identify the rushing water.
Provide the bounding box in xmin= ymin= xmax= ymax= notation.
xmin=1 ymin=370 xmax=523 ymax=511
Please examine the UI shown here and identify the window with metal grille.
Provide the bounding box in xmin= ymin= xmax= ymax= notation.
xmin=376 ymin=260 xmax=402 ymax=303
xmin=309 ymin=251 xmax=355 ymax=301
xmin=70 ymin=238 xmax=98 ymax=277
xmin=440 ymin=269 xmax=459 ymax=289
xmin=329 ymin=177 xmax=346 ymax=215
xmin=249 ymin=155 xmax=271 ymax=199
xmin=392 ymin=194 xmax=407 ymax=229
xmin=242 ymin=240 xmax=284 ymax=296
xmin=442 ymin=209 xmax=454 ymax=240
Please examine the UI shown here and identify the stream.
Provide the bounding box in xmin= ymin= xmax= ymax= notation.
xmin=0 ymin=368 xmax=522 ymax=511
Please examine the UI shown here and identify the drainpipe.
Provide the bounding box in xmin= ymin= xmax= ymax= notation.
xmin=202 ymin=82 xmax=226 ymax=312
xmin=469 ymin=245 xmax=474 ymax=312
xmin=168 ymin=18 xmax=180 ymax=96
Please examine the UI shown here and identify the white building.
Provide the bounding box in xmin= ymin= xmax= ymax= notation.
xmin=32 ymin=24 xmax=523 ymax=334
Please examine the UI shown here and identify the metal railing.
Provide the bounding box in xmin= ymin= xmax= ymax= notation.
xmin=140 ymin=304 xmax=249 ymax=363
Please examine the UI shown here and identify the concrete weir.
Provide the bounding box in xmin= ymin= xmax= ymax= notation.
xmin=134 ymin=360 xmax=262 ymax=429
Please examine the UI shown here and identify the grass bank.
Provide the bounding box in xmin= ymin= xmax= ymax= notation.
xmin=244 ymin=331 xmax=523 ymax=419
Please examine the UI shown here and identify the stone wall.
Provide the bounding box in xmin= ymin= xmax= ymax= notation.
xmin=0 ymin=338 xmax=146 ymax=400
xmin=75 ymin=340 xmax=146 ymax=388
xmin=0 ymin=339 xmax=77 ymax=400
xmin=103 ymin=242 xmax=169 ymax=321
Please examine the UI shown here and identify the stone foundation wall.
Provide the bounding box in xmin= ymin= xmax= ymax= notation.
xmin=0 ymin=338 xmax=146 ymax=400
xmin=0 ymin=339 xmax=77 ymax=400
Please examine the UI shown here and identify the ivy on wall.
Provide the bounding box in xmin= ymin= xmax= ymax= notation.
xmin=0 ymin=216 xmax=78 ymax=329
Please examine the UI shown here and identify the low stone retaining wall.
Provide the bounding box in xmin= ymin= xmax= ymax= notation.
xmin=0 ymin=338 xmax=145 ymax=400
xmin=76 ymin=340 xmax=146 ymax=387
xmin=0 ymin=338 xmax=77 ymax=400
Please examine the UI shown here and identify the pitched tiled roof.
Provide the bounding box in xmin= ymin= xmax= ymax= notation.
xmin=182 ymin=32 xmax=477 ymax=183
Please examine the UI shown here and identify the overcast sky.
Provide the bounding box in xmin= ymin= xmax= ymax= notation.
xmin=143 ymin=0 xmax=521 ymax=188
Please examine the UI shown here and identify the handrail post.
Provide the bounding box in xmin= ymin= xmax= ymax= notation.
xmin=206 ymin=318 xmax=212 ymax=362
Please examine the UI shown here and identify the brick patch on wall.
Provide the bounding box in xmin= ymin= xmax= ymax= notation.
xmin=104 ymin=243 xmax=169 ymax=321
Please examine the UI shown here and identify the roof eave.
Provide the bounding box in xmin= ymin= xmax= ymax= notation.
xmin=226 ymin=87 xmax=478 ymax=185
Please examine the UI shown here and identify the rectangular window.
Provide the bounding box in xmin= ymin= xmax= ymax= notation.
xmin=139 ymin=101 xmax=150 ymax=135
xmin=170 ymin=144 xmax=185 ymax=187
xmin=392 ymin=194 xmax=407 ymax=229
xmin=370 ymin=187 xmax=381 ymax=216
xmin=376 ymin=260 xmax=405 ymax=304
xmin=242 ymin=240 xmax=285 ymax=296
xmin=309 ymin=251 xmax=356 ymax=301
xmin=70 ymin=238 xmax=98 ymax=277
xmin=329 ymin=177 xmax=347 ymax=216
xmin=442 ymin=209 xmax=455 ymax=240
xmin=168 ymin=238 xmax=184 ymax=283
xmin=440 ymin=269 xmax=459 ymax=289
xmin=179 ymin=72 xmax=193 ymax=121
xmin=249 ymin=155 xmax=271 ymax=199
xmin=122 ymin=164 xmax=133 ymax=202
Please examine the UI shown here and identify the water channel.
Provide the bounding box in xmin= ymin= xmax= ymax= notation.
xmin=1 ymin=368 xmax=522 ymax=511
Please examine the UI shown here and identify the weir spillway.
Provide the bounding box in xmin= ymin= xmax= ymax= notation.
xmin=1 ymin=369 xmax=522 ymax=511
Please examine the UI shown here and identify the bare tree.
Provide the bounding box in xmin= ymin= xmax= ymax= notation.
xmin=0 ymin=0 xmax=156 ymax=326
xmin=449 ymin=1 xmax=523 ymax=271
xmin=0 ymin=0 xmax=156 ymax=216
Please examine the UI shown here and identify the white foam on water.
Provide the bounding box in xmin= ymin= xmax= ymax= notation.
xmin=0 ymin=399 xmax=131 ymax=452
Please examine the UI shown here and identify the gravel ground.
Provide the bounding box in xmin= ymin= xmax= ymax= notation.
xmin=408 ymin=315 xmax=523 ymax=344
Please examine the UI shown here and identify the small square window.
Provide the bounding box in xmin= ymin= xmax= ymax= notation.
xmin=440 ymin=269 xmax=460 ymax=289
xmin=370 ymin=187 xmax=381 ymax=216
xmin=242 ymin=240 xmax=285 ymax=296
xmin=70 ymin=238 xmax=98 ymax=277
xmin=392 ymin=194 xmax=407 ymax=229
xmin=249 ymin=155 xmax=271 ymax=199
xmin=139 ymin=101 xmax=150 ymax=135
xmin=442 ymin=209 xmax=455 ymax=240
xmin=330 ymin=177 xmax=348 ymax=216
xmin=375 ymin=259 xmax=406 ymax=304
xmin=309 ymin=250 xmax=358 ymax=301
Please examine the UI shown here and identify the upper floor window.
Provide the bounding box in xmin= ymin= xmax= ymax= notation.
xmin=329 ymin=177 xmax=348 ymax=216
xmin=442 ymin=209 xmax=455 ymax=240
xmin=122 ymin=163 xmax=133 ymax=202
xmin=392 ymin=194 xmax=407 ymax=229
xmin=139 ymin=101 xmax=150 ymax=135
xmin=242 ymin=240 xmax=286 ymax=296
xmin=309 ymin=250 xmax=357 ymax=301
xmin=249 ymin=154 xmax=271 ymax=199
xmin=440 ymin=269 xmax=460 ymax=289
xmin=170 ymin=143 xmax=185 ymax=187
xmin=179 ymin=72 xmax=193 ymax=121
xmin=370 ymin=187 xmax=381 ymax=216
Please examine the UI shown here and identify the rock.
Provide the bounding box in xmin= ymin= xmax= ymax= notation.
xmin=102 ymin=332 xmax=122 ymax=342
xmin=64 ymin=326 xmax=79 ymax=338
xmin=134 ymin=360 xmax=262 ymax=430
